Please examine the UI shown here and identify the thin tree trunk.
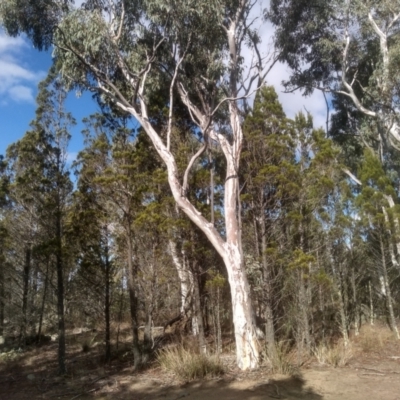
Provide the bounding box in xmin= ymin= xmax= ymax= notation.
xmin=192 ymin=260 xmax=206 ymax=354
xmin=104 ymin=227 xmax=111 ymax=364
xmin=380 ymin=236 xmax=400 ymax=339
xmin=216 ymin=287 xmax=222 ymax=354
xmin=298 ymin=226 xmax=311 ymax=352
xmin=351 ymin=262 xmax=360 ymax=336
xmin=299 ymin=270 xmax=311 ymax=352
xmin=29 ymin=265 xmax=38 ymax=337
xmin=0 ymin=252 xmax=4 ymax=341
xmin=260 ymin=202 xmax=276 ymax=356
xmin=143 ymin=306 xmax=153 ymax=360
xmin=116 ymin=277 xmax=125 ymax=350
xmin=143 ymin=257 xmax=155 ymax=361
xmin=20 ymin=245 xmax=31 ymax=345
xmin=368 ymin=280 xmax=374 ymax=326
xmin=383 ymin=196 xmax=400 ymax=265
xmin=126 ymin=231 xmax=141 ymax=368
xmin=328 ymin=240 xmax=349 ymax=346
xmin=209 ymin=150 xmax=214 ymax=226
xmin=37 ymin=261 xmax=50 ymax=342
xmin=56 ymin=212 xmax=66 ymax=374
xmin=169 ymin=239 xmax=192 ymax=315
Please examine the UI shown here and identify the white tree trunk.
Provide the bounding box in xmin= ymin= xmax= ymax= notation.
xmin=223 ymin=242 xmax=259 ymax=369
xmin=168 ymin=240 xmax=193 ymax=315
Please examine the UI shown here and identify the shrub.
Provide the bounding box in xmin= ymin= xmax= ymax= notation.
xmin=157 ymin=346 xmax=224 ymax=381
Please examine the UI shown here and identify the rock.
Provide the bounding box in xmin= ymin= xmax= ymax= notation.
xmin=27 ymin=374 xmax=35 ymax=381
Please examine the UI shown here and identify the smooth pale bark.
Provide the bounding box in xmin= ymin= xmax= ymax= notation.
xmin=368 ymin=281 xmax=374 ymax=326
xmin=192 ymin=259 xmax=206 ymax=353
xmin=168 ymin=240 xmax=193 ymax=315
xmin=383 ymin=196 xmax=400 ymax=267
xmin=382 ymin=205 xmax=399 ymax=268
xmin=379 ymin=236 xmax=400 ymax=339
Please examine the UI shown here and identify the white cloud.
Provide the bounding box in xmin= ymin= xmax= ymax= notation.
xmin=0 ymin=31 xmax=45 ymax=105
xmin=0 ymin=34 xmax=27 ymax=54
xmin=241 ymin=1 xmax=329 ymax=132
xmin=267 ymin=62 xmax=328 ymax=131
xmin=8 ymin=85 xmax=34 ymax=103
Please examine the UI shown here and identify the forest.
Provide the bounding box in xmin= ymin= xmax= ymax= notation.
xmin=1 ymin=0 xmax=400 ymax=390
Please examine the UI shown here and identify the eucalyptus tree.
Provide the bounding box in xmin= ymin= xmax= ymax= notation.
xmin=1 ymin=0 xmax=277 ymax=368
xmin=269 ymin=0 xmax=400 ymax=146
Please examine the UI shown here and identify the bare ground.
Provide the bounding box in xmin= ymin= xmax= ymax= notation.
xmin=1 ymin=324 xmax=400 ymax=400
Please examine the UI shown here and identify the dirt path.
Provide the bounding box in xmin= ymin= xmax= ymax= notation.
xmin=110 ymin=363 xmax=400 ymax=400
xmin=3 ymin=362 xmax=400 ymax=400
xmin=2 ymin=325 xmax=400 ymax=399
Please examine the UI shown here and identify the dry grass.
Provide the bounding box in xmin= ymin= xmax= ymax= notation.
xmin=313 ymin=341 xmax=352 ymax=367
xmin=355 ymin=324 xmax=396 ymax=353
xmin=268 ymin=341 xmax=299 ymax=376
xmin=157 ymin=346 xmax=225 ymax=381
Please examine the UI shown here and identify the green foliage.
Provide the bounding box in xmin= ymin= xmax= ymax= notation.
xmin=0 ymin=0 xmax=72 ymax=50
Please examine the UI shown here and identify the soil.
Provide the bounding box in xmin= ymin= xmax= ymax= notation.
xmin=1 ymin=325 xmax=400 ymax=400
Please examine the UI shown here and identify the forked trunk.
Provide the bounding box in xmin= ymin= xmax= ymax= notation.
xmin=134 ymin=95 xmax=260 ymax=369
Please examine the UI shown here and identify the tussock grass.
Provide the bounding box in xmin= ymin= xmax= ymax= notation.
xmin=157 ymin=346 xmax=225 ymax=381
xmin=313 ymin=341 xmax=352 ymax=367
xmin=268 ymin=341 xmax=299 ymax=376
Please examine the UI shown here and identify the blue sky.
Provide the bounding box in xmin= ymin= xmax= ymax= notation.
xmin=0 ymin=29 xmax=99 ymax=162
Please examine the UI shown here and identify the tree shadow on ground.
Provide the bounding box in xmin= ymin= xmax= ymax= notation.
xmin=103 ymin=373 xmax=324 ymax=400
xmin=0 ymin=338 xmax=323 ymax=400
